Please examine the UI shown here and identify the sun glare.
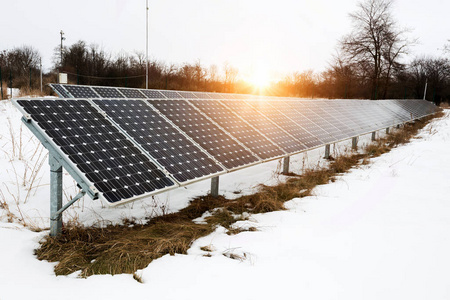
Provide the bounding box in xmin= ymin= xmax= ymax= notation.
xmin=246 ymin=67 xmax=272 ymax=90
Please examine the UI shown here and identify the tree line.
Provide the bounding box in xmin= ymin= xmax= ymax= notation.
xmin=1 ymin=0 xmax=449 ymax=103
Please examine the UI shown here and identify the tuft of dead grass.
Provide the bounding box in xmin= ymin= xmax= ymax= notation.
xmin=18 ymin=88 xmax=47 ymax=98
xmin=35 ymin=111 xmax=442 ymax=277
xmin=36 ymin=219 xmax=213 ymax=276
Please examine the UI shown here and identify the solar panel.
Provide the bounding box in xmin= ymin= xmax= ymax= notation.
xmin=16 ymin=99 xmax=175 ymax=204
xmin=221 ymin=100 xmax=304 ymax=154
xmin=247 ymin=100 xmax=322 ymax=149
xmin=50 ymin=84 xmax=71 ymax=98
xmin=208 ymin=93 xmax=225 ymax=99
xmin=178 ymin=91 xmax=198 ymax=99
xmin=92 ymin=87 xmax=124 ymax=98
xmin=93 ymin=99 xmax=225 ymax=182
xmin=118 ymin=88 xmax=146 ymax=98
xmin=17 ymin=82 xmax=442 ymax=214
xmin=365 ymin=101 xmax=399 ymax=127
xmin=63 ymin=85 xmax=99 ymax=98
xmin=357 ymin=101 xmax=396 ymax=130
xmin=272 ymin=100 xmax=335 ymax=144
xmin=149 ymin=99 xmax=259 ymax=169
xmin=160 ymin=90 xmax=182 ymax=98
xmin=192 ymin=92 xmax=210 ymax=99
xmin=189 ymin=100 xmax=285 ymax=160
xmin=394 ymin=100 xmax=436 ymax=120
xmin=141 ymin=90 xmax=166 ymax=99
xmin=297 ymin=101 xmax=351 ymax=141
xmin=379 ymin=101 xmax=411 ymax=123
xmin=326 ymin=101 xmax=372 ymax=134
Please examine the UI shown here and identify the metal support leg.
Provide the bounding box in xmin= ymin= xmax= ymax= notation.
xmin=371 ymin=131 xmax=376 ymax=141
xmin=282 ymin=156 xmax=290 ymax=175
xmin=324 ymin=144 xmax=331 ymax=159
xmin=352 ymin=137 xmax=358 ymax=151
xmin=386 ymin=127 xmax=390 ymax=134
xmin=49 ymin=155 xmax=63 ymax=236
xmin=211 ymin=176 xmax=219 ymax=198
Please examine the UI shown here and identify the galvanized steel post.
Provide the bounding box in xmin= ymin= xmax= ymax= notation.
xmin=352 ymin=137 xmax=358 ymax=150
xmin=49 ymin=155 xmax=63 ymax=236
xmin=371 ymin=131 xmax=376 ymax=141
xmin=211 ymin=176 xmax=219 ymax=197
xmin=324 ymin=144 xmax=331 ymax=159
xmin=282 ymin=156 xmax=290 ymax=175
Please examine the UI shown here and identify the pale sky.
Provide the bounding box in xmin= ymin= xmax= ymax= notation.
xmin=2 ymin=0 xmax=449 ymax=81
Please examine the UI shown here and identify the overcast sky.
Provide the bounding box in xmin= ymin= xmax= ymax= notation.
xmin=2 ymin=0 xmax=449 ymax=80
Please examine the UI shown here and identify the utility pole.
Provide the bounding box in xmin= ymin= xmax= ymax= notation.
xmin=40 ymin=58 xmax=43 ymax=93
xmin=423 ymin=78 xmax=428 ymax=100
xmin=9 ymin=68 xmax=12 ymax=99
xmin=146 ymin=0 xmax=149 ymax=89
xmin=60 ymin=30 xmax=65 ymax=69
xmin=0 ymin=66 xmax=3 ymax=100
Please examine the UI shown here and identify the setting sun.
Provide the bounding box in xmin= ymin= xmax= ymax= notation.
xmin=246 ymin=66 xmax=272 ymax=90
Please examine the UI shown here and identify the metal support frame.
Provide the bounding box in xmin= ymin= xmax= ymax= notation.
xmin=211 ymin=176 xmax=220 ymax=197
xmin=49 ymin=155 xmax=63 ymax=236
xmin=282 ymin=156 xmax=290 ymax=175
xmin=49 ymin=154 xmax=86 ymax=236
xmin=17 ymin=114 xmax=97 ymax=236
xmin=352 ymin=137 xmax=358 ymax=151
xmin=324 ymin=144 xmax=331 ymax=159
xmin=371 ymin=131 xmax=376 ymax=142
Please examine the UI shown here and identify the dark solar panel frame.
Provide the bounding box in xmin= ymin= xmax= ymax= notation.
xmin=13 ymin=98 xmax=177 ymax=206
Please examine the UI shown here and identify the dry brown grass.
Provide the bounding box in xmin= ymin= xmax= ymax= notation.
xmin=36 ymin=218 xmax=213 ymax=276
xmin=0 ymin=82 xmax=7 ymax=100
xmin=35 ymin=111 xmax=442 ymax=277
xmin=18 ymin=88 xmax=47 ymax=98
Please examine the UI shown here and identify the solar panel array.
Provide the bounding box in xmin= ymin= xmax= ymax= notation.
xmin=13 ymin=84 xmax=439 ymax=205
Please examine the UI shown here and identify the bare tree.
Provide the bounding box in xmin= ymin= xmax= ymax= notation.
xmin=223 ymin=62 xmax=238 ymax=93
xmin=339 ymin=0 xmax=414 ymax=99
xmin=409 ymin=56 xmax=450 ymax=103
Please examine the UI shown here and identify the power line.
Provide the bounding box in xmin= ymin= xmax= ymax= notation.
xmin=64 ymin=71 xmax=146 ymax=80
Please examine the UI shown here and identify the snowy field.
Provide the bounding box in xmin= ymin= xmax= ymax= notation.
xmin=0 ymin=99 xmax=449 ymax=300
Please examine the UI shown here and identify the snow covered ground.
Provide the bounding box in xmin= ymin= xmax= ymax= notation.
xmin=1 ymin=99 xmax=449 ymax=300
